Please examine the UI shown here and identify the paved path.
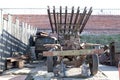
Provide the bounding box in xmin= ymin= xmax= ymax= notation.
xmin=99 ymin=65 xmax=119 ymax=80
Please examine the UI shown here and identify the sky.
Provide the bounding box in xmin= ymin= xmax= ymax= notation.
xmin=1 ymin=0 xmax=120 ymax=15
xmin=0 ymin=0 xmax=120 ymax=9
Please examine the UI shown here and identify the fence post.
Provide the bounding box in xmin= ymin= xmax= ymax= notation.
xmin=35 ymin=27 xmax=37 ymax=35
xmin=32 ymin=27 xmax=34 ymax=35
xmin=25 ymin=23 xmax=28 ymax=44
xmin=0 ymin=9 xmax=3 ymax=35
xmin=27 ymin=24 xmax=30 ymax=44
xmin=19 ymin=24 xmax=22 ymax=41
xmin=8 ymin=14 xmax=12 ymax=34
xmin=30 ymin=26 xmax=33 ymax=35
xmin=15 ymin=19 xmax=20 ymax=39
xmin=12 ymin=23 xmax=16 ymax=37
xmin=28 ymin=24 xmax=31 ymax=39
xmin=21 ymin=22 xmax=25 ymax=42
xmin=14 ymin=20 xmax=17 ymax=38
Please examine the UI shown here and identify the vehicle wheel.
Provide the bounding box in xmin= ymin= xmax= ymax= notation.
xmin=38 ymin=55 xmax=43 ymax=60
xmin=88 ymin=54 xmax=99 ymax=76
xmin=47 ymin=56 xmax=53 ymax=72
xmin=53 ymin=56 xmax=57 ymax=66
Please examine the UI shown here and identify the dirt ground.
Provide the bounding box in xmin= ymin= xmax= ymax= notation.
xmin=0 ymin=60 xmax=112 ymax=80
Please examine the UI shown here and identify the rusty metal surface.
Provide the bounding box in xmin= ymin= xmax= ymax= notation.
xmin=47 ymin=6 xmax=93 ymax=52
xmin=47 ymin=6 xmax=54 ymax=33
xmin=47 ymin=6 xmax=92 ymax=35
xmin=46 ymin=6 xmax=102 ymax=76
xmin=99 ymin=42 xmax=120 ymax=67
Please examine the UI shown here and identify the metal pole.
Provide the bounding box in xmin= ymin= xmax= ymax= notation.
xmin=47 ymin=6 xmax=54 ymax=33
xmin=64 ymin=6 xmax=67 ymax=34
xmin=79 ymin=7 xmax=92 ymax=33
xmin=68 ymin=7 xmax=74 ymax=33
xmin=72 ymin=7 xmax=80 ymax=34
xmin=53 ymin=6 xmax=57 ymax=33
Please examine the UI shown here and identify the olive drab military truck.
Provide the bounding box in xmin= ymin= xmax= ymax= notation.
xmin=35 ymin=32 xmax=59 ymax=59
xmin=29 ymin=32 xmax=59 ymax=60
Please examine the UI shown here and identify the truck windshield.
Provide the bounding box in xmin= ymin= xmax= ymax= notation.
xmin=36 ymin=37 xmax=55 ymax=44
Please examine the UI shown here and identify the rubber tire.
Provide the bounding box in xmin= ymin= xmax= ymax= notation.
xmin=47 ymin=56 xmax=53 ymax=72
xmin=89 ymin=54 xmax=99 ymax=76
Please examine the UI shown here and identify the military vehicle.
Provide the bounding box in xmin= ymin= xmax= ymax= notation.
xmin=43 ymin=6 xmax=104 ymax=77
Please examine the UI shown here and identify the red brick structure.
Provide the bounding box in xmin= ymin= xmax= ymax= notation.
xmin=85 ymin=15 xmax=120 ymax=34
xmin=9 ymin=15 xmax=120 ymax=34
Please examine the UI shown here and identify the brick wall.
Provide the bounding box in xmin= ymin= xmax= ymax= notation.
xmin=84 ymin=15 xmax=120 ymax=34
xmin=86 ymin=15 xmax=120 ymax=29
xmin=11 ymin=15 xmax=120 ymax=34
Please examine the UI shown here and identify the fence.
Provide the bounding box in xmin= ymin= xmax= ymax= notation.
xmin=0 ymin=9 xmax=37 ymax=72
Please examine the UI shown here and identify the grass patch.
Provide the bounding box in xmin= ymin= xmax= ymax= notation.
xmin=81 ymin=34 xmax=120 ymax=45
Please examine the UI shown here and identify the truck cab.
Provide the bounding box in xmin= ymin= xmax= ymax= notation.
xmin=34 ymin=32 xmax=57 ymax=59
